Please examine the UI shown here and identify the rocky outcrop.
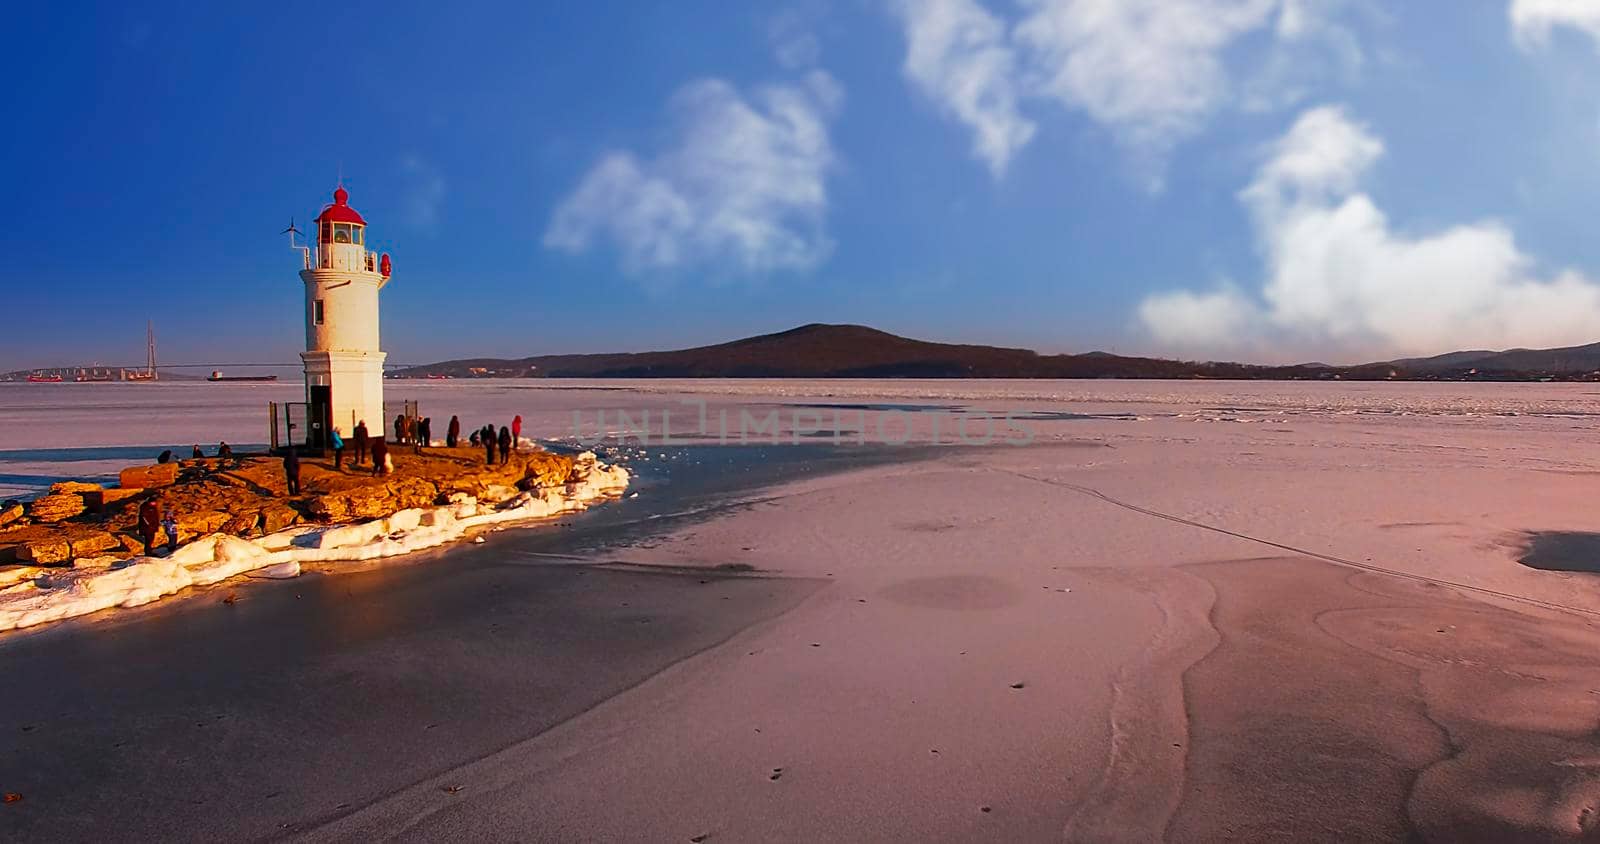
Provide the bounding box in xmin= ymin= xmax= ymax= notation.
xmin=0 ymin=449 xmax=629 ymax=632
xmin=1 ymin=447 xmax=592 ymax=568
xmin=308 ymin=475 xmax=439 ymax=522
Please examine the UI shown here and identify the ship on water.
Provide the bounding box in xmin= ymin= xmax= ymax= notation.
xmin=207 ymin=370 xmax=278 ymax=382
xmin=26 ymin=373 xmax=62 ymax=383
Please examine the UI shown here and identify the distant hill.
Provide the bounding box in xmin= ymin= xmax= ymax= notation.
xmin=1390 ymin=343 xmax=1600 ymax=376
xmin=391 ymin=323 xmax=1407 ymax=381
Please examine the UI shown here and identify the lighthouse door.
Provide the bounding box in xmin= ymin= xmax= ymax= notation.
xmin=307 ymin=385 xmax=332 ymax=451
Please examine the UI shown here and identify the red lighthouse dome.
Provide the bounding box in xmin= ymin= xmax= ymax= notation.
xmin=314 ymin=186 xmax=366 ymax=226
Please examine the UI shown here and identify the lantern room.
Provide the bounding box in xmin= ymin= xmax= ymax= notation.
xmin=316 ymin=186 xmax=366 ymax=245
xmin=310 ymin=186 xmax=382 ymax=273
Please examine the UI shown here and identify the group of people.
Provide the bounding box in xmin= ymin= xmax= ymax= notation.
xmin=280 ymin=418 xmax=390 ymax=494
xmin=188 ymin=442 xmax=233 ymax=460
xmin=393 ymin=414 xmax=434 ymax=454
xmin=278 ymin=413 xmax=529 ymax=495
xmin=335 ymin=420 xmax=392 ymax=477
xmin=464 ymin=415 xmax=521 ymax=465
xmin=156 ymin=442 xmax=232 ymax=464
xmin=474 ymin=423 xmax=513 ymax=465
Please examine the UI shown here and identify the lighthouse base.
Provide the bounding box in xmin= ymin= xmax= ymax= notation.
xmin=302 ymin=350 xmax=387 ymax=444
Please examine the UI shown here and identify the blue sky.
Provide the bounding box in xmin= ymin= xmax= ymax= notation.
xmin=5 ymin=0 xmax=1600 ymax=369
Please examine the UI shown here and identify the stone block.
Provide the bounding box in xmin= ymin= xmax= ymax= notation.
xmin=119 ymin=463 xmax=178 ymax=489
xmin=69 ymin=532 xmax=119 ymax=558
xmin=17 ymin=539 xmax=71 ymax=565
xmin=222 ymin=512 xmax=258 ymax=536
xmin=28 ymin=494 xmax=85 ymax=523
xmin=49 ymin=481 xmax=104 ymax=495
xmin=259 ymin=504 xmax=300 ymax=534
xmin=84 ymin=488 xmax=143 ymax=511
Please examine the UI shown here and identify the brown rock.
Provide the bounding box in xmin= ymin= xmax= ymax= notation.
xmin=18 ymin=539 xmax=72 ymax=565
xmin=309 ymin=477 xmax=437 ymax=522
xmin=119 ymin=463 xmax=178 ymax=489
xmin=83 ymin=488 xmax=143 ymax=511
xmin=174 ymin=510 xmax=231 ymax=540
xmin=119 ymin=534 xmax=146 ymax=555
xmin=520 ymin=453 xmax=577 ymax=489
xmin=259 ymin=503 xmax=300 ymax=533
xmin=0 ymin=504 xmax=22 ymax=528
xmin=221 ymin=512 xmax=258 ymax=536
xmin=69 ymin=532 xmax=119 ymax=558
xmin=49 ymin=481 xmax=104 ymax=495
xmin=28 ymin=493 xmax=85 ymax=523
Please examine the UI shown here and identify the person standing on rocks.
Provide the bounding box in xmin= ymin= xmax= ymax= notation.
xmin=161 ymin=507 xmax=178 ymax=551
xmin=331 ymin=427 xmax=345 ymax=470
xmin=497 ymin=426 xmax=512 ymax=466
xmin=192 ymin=445 xmax=204 ymax=459
xmin=352 ymin=421 xmax=369 ymax=466
xmin=483 ymin=426 xmax=496 ymax=465
xmin=394 ymin=414 xmax=406 ymax=447
xmin=511 ymin=415 xmax=522 ymax=451
xmin=283 ymin=448 xmax=301 ymax=495
xmin=447 ymin=415 xmax=460 ymax=448
xmin=137 ymin=497 xmax=160 ymax=554
xmin=371 ymin=437 xmax=390 ymax=476
xmin=218 ymin=441 xmax=233 ymax=459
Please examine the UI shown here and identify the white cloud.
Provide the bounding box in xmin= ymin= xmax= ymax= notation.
xmin=400 ymin=156 xmax=445 ymax=229
xmin=890 ymin=0 xmax=1036 ymax=177
xmin=889 ymin=0 xmax=1364 ymax=182
xmin=1139 ymin=106 xmax=1600 ymax=359
xmin=1138 ymin=286 xmax=1260 ymax=350
xmin=545 ymin=72 xmax=841 ymax=276
xmin=1014 ymin=0 xmax=1279 ymax=170
xmin=1511 ymin=0 xmax=1600 ymax=50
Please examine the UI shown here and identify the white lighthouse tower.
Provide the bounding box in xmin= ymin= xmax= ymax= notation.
xmin=298 ymin=185 xmax=392 ymax=445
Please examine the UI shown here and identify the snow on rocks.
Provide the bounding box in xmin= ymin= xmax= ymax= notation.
xmin=0 ymin=453 xmax=628 ymax=633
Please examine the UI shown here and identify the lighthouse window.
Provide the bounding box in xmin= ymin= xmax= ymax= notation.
xmin=314 ymin=299 xmax=325 ymax=325
xmin=352 ymin=226 xmax=364 ymax=246
xmin=334 ymin=224 xmax=352 ymax=243
xmin=320 ymin=222 xmax=332 ymax=243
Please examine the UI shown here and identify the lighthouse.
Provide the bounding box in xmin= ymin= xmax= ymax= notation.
xmin=298 ymin=185 xmax=392 ymax=446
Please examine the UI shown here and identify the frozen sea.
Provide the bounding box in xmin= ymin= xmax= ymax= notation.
xmin=4 ymin=378 xmax=1600 ymax=500
xmin=8 ymin=377 xmax=1600 ymax=839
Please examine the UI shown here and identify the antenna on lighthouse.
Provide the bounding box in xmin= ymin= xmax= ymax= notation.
xmin=283 ymin=217 xmax=310 ymax=267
